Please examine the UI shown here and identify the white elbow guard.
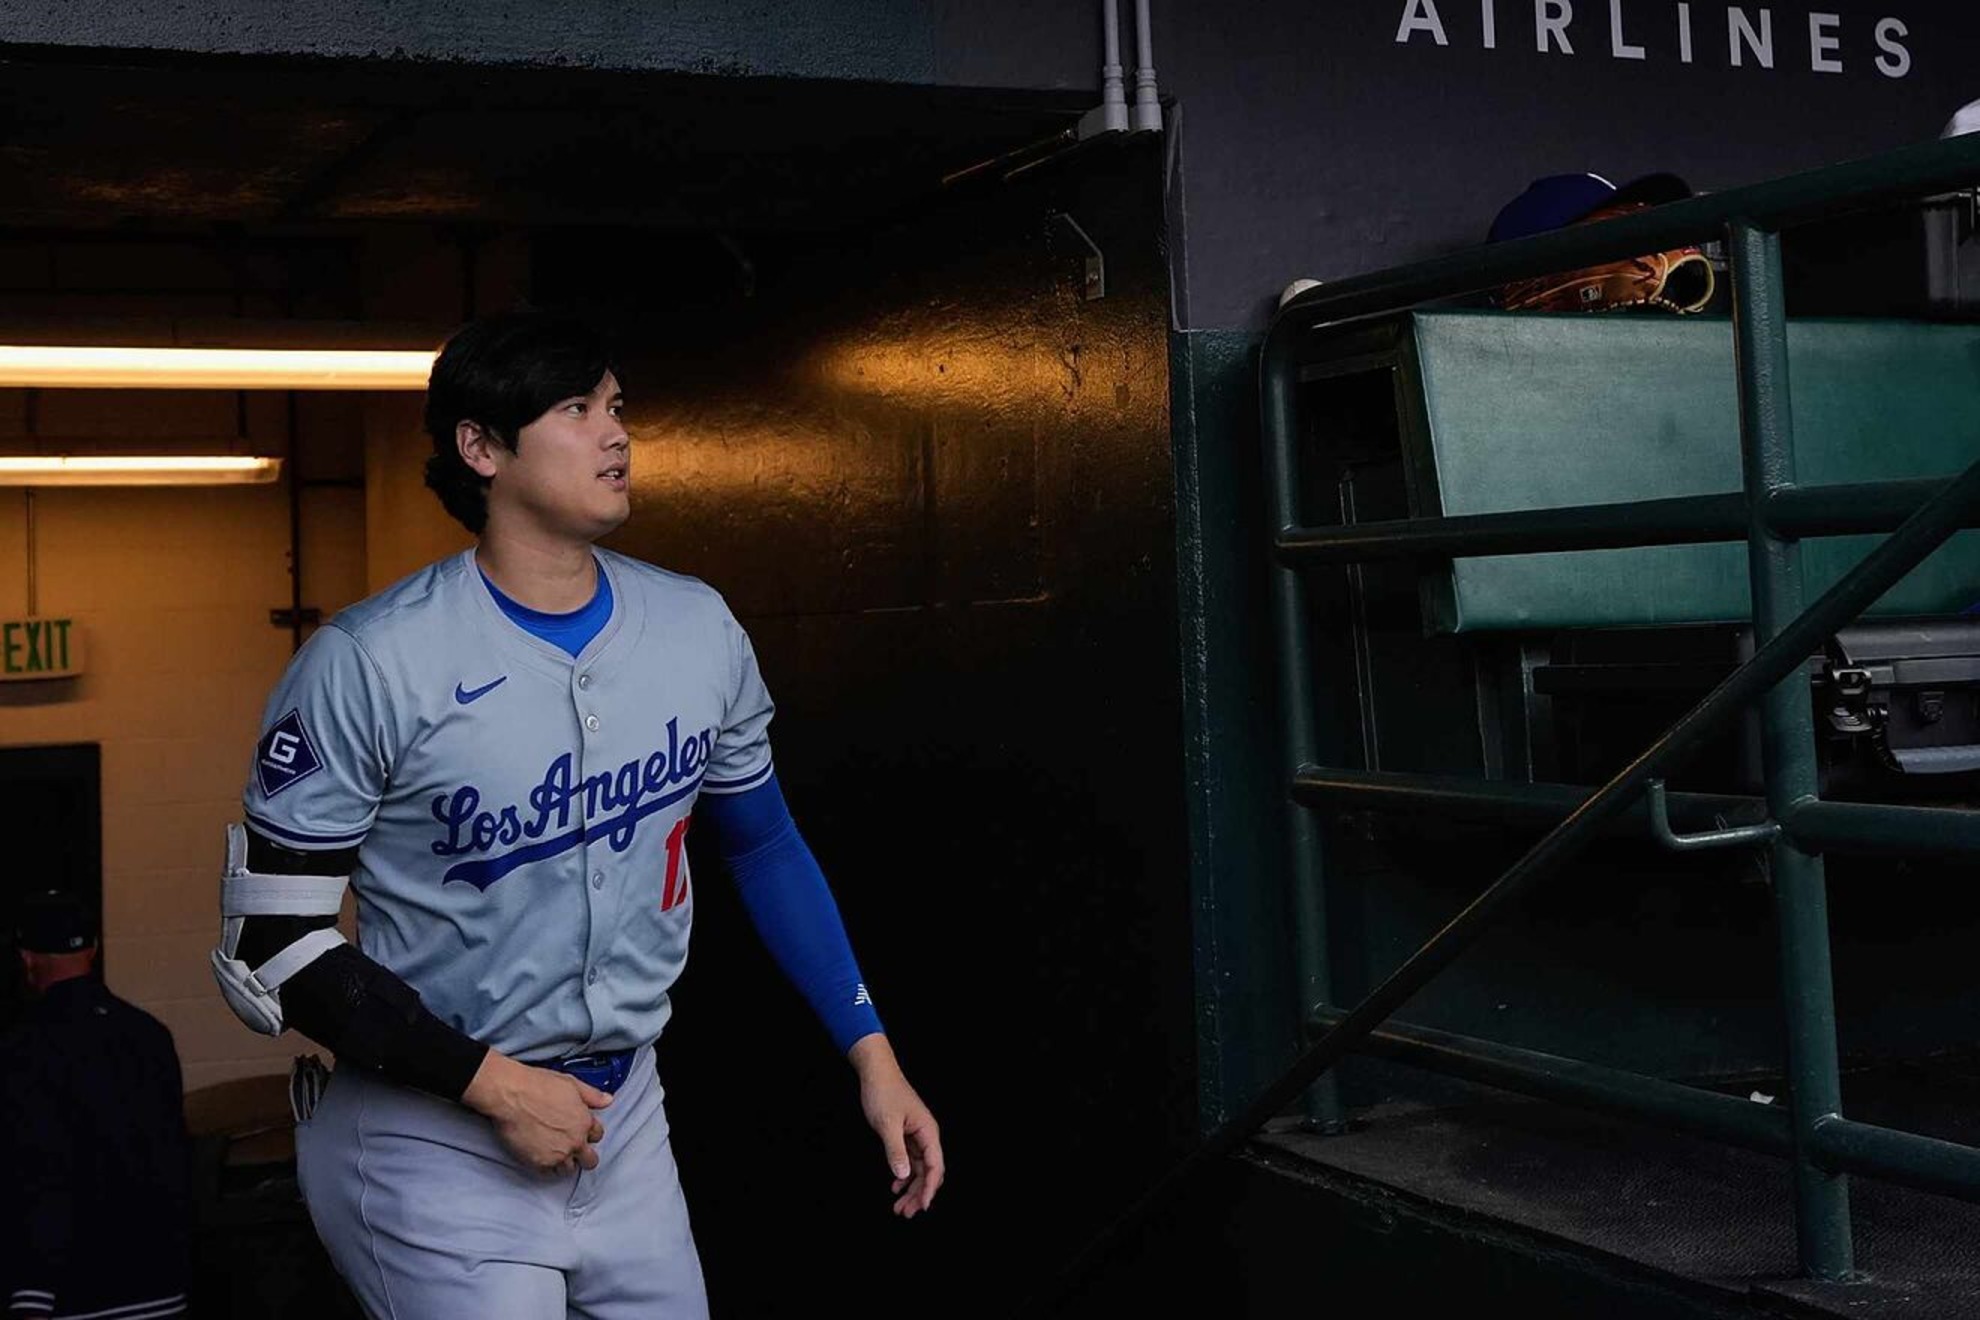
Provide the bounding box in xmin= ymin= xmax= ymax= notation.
xmin=211 ymin=823 xmax=351 ymax=1036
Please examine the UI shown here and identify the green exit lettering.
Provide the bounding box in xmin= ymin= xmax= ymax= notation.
xmin=1 ymin=617 xmax=77 ymax=679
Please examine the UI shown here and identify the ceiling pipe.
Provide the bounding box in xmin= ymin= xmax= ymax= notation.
xmin=951 ymin=0 xmax=1150 ymax=187
xmin=1130 ymin=0 xmax=1163 ymax=133
xmin=1078 ymin=0 xmax=1131 ymax=141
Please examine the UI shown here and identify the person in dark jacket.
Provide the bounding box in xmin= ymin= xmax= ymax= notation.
xmin=2 ymin=890 xmax=192 ymax=1319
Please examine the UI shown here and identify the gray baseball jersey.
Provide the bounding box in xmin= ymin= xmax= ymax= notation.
xmin=242 ymin=547 xmax=775 ymax=1062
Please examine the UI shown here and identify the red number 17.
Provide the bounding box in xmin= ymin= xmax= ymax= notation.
xmin=661 ymin=814 xmax=692 ymax=912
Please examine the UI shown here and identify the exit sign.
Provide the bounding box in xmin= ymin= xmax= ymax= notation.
xmin=0 ymin=617 xmax=82 ymax=681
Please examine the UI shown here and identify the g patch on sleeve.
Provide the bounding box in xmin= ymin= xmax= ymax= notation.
xmin=256 ymin=708 xmax=325 ymax=798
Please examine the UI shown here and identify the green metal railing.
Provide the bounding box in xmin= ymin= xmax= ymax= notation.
xmin=1042 ymin=134 xmax=1980 ymax=1305
xmin=1261 ymin=134 xmax=1980 ymax=1282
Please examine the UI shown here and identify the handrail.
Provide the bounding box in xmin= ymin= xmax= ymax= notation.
xmin=1288 ymin=767 xmax=1980 ymax=862
xmin=1306 ymin=1006 xmax=1795 ymax=1159
xmin=1645 ymin=779 xmax=1780 ymax=852
xmin=1036 ymin=456 xmax=1980 ymax=1304
xmin=1275 ymin=476 xmax=1978 ymax=566
xmin=1227 ymin=455 xmax=1980 ymax=1186
xmin=1038 ymin=135 xmax=1980 ymax=1312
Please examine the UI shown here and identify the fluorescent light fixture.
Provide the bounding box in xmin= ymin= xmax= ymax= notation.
xmin=0 ymin=455 xmax=284 ymax=486
xmin=0 ymin=345 xmax=434 ymax=390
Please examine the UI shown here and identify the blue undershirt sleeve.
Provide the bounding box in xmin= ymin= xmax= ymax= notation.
xmin=697 ymin=774 xmax=884 ymax=1055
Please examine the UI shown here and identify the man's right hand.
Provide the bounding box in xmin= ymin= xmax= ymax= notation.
xmin=462 ymin=1050 xmax=613 ymax=1174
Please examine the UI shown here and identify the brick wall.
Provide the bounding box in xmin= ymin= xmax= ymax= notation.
xmin=0 ymin=230 xmax=457 ymax=1092
xmin=0 ymin=393 xmax=366 ymax=1092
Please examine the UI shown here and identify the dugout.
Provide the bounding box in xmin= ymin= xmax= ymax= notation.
xmin=0 ymin=46 xmax=1187 ymax=1318
xmin=1143 ymin=144 xmax=1980 ymax=1319
xmin=7 ymin=5 xmax=1980 ymax=1318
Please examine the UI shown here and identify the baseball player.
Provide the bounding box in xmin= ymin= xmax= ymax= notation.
xmin=212 ymin=310 xmax=944 ymax=1318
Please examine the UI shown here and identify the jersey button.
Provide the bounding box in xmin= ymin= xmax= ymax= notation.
xmin=584 ymin=714 xmax=601 ymax=732
xmin=586 ymin=967 xmax=600 ymax=986
xmin=578 ymin=674 xmax=592 ymax=690
xmin=591 ymin=871 xmax=604 ymax=890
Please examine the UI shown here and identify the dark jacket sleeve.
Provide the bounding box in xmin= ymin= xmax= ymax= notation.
xmin=1 ymin=1031 xmax=75 ymax=1312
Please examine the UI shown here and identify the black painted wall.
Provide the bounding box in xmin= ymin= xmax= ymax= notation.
xmin=530 ymin=140 xmax=1191 ymax=1316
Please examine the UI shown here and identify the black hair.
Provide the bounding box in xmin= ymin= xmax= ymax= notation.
xmin=421 ymin=309 xmax=618 ymax=534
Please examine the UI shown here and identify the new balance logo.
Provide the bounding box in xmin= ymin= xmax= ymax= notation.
xmin=853 ymin=984 xmax=873 ymax=1008
xmin=454 ymin=676 xmax=508 ymax=705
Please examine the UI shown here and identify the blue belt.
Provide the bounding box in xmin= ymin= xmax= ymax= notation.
xmin=546 ymin=1048 xmax=638 ymax=1095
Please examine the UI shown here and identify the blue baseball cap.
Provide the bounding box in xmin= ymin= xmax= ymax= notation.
xmin=1489 ymin=172 xmax=1692 ymax=243
xmin=15 ymin=889 xmax=96 ymax=953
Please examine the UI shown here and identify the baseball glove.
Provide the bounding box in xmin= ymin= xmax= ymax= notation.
xmin=1497 ymin=202 xmax=1717 ymax=314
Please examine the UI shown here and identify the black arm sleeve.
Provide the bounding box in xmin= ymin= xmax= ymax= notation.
xmin=239 ymin=830 xmax=488 ymax=1103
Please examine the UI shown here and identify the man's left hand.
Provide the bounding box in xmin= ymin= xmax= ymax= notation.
xmin=850 ymin=1034 xmax=945 ymax=1218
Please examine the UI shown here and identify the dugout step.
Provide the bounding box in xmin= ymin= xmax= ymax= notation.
xmin=1251 ymin=1059 xmax=1980 ymax=1319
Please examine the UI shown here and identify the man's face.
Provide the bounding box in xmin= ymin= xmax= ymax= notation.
xmin=476 ymin=371 xmax=631 ymax=543
xmin=19 ymin=945 xmax=95 ymax=994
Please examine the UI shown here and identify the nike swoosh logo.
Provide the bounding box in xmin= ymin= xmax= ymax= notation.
xmin=455 ymin=676 xmax=508 ymax=705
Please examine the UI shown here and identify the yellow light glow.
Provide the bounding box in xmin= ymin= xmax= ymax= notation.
xmin=0 ymin=345 xmax=435 ymax=390
xmin=0 ymin=455 xmax=285 ymax=486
